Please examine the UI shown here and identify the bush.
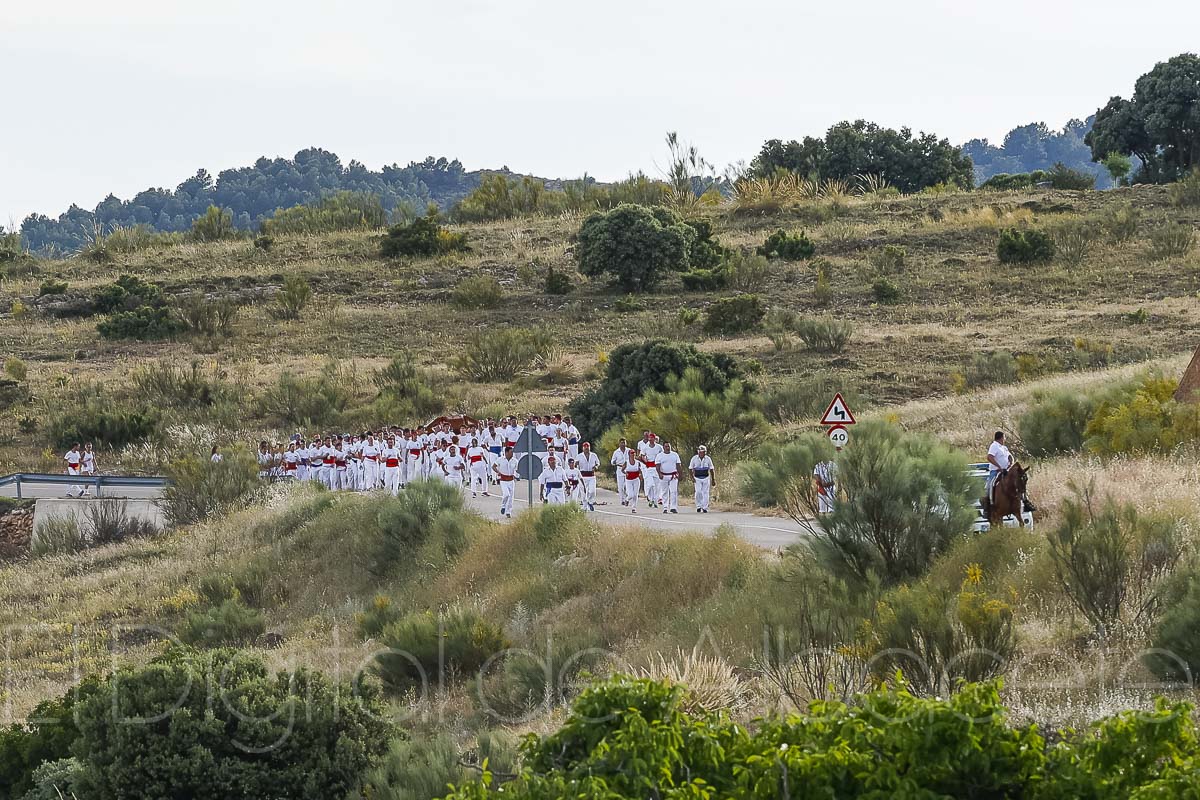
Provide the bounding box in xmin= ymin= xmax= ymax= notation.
xmin=85 ymin=499 xmax=159 ymax=546
xmin=451 ymin=275 xmax=504 ymax=309
xmin=609 ymin=369 xmax=767 ymax=461
xmin=160 ymin=447 xmax=260 ymax=526
xmin=568 ymin=340 xmax=741 ymax=441
xmin=979 ymin=170 xmax=1051 ymax=190
xmin=997 ymin=227 xmax=1055 ymax=264
xmin=273 ymin=273 xmax=313 ymax=320
xmin=132 ymin=360 xmax=231 ymax=409
xmin=1085 ymin=375 xmax=1200 ymax=455
xmin=1019 ymin=390 xmax=1103 ymax=456
xmin=364 ymin=732 xmax=519 ymax=800
xmin=92 ymin=274 xmax=165 ymax=314
xmin=258 ymin=367 xmax=352 ymax=427
xmin=372 ymin=478 xmax=465 ymax=573
xmin=1048 ymin=162 xmax=1097 ymax=190
xmin=1168 ymin=167 xmax=1200 ymax=207
xmin=1048 ymin=481 xmax=1184 ymax=636
xmin=261 ymin=191 xmax=389 ymax=235
xmin=871 ymin=277 xmax=901 ymax=304
xmin=575 ymin=204 xmax=694 ymax=291
xmin=371 ymin=607 xmax=509 ymax=693
xmin=760 ymin=373 xmax=859 ymax=425
xmin=1147 ymin=566 xmax=1200 ymax=681
xmin=97 ymin=305 xmax=184 ymax=340
xmin=38 ymin=278 xmax=67 ymax=296
xmin=757 ymin=229 xmax=815 ymax=260
xmin=957 ymin=350 xmax=1018 ymax=391
xmin=254 ymin=234 xmax=274 ymax=251
xmin=48 ymin=399 xmax=160 ymax=450
xmin=357 ymin=594 xmax=405 ymax=640
xmin=1147 ymin=220 xmax=1196 ymax=260
xmin=0 ymin=678 xmax=102 ymax=797
xmin=31 ymin=513 xmax=86 ymax=557
xmin=794 ymin=316 xmax=854 ymax=352
xmin=177 ymin=598 xmax=266 ymax=647
xmin=725 ymin=249 xmax=770 ymax=291
xmin=679 ymin=266 xmax=729 ymax=291
xmin=451 ymin=329 xmax=549 ymax=382
xmin=813 ymin=260 xmax=833 ymax=305
xmin=1099 ymin=201 xmax=1140 ymax=242
xmin=4 ymin=355 xmax=27 ymax=381
xmin=544 ymin=266 xmax=573 ymax=295
xmin=380 ymin=211 xmax=469 ymax=258
xmin=175 ymin=294 xmax=239 ymax=338
xmin=71 ymin=648 xmax=391 ymax=800
xmin=869 ymin=244 xmax=906 ymax=271
xmin=1051 ymin=220 xmax=1097 ymax=265
xmin=372 ymin=352 xmax=445 ymax=419
xmin=191 ymin=205 xmax=240 ymax=242
xmin=702 ymin=294 xmax=765 ymax=334
xmin=741 ymin=420 xmax=977 ymax=585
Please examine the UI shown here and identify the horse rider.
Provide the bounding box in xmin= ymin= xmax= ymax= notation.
xmin=986 ymin=431 xmax=1036 ymax=513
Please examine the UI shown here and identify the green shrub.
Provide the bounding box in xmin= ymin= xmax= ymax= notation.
xmin=258 ymin=367 xmax=351 ymax=427
xmin=1051 ymin=220 xmax=1097 ymax=265
xmin=357 ymin=594 xmax=406 ymax=640
xmin=1147 ymin=566 xmax=1200 ymax=681
xmin=793 ymin=316 xmax=854 ymax=352
xmin=177 ymin=598 xmax=266 ymax=647
xmin=1147 ymin=220 xmax=1196 ymax=260
xmin=48 ymin=399 xmax=160 ymax=450
xmin=1085 ymin=375 xmax=1200 ymax=455
xmin=132 ymin=360 xmax=231 ymax=409
xmin=273 ymin=273 xmax=313 ymax=320
xmin=1048 ymin=481 xmax=1184 ymax=636
xmin=372 ymin=478 xmax=466 ymax=573
xmin=980 ymin=170 xmax=1051 ymax=190
xmin=381 ymin=211 xmax=469 ymax=258
xmin=702 ymin=294 xmax=765 ymax=334
xmin=757 ymin=229 xmax=815 ymax=260
xmin=190 ymin=205 xmax=240 ymax=242
xmin=38 ymin=278 xmax=67 ymax=296
xmin=959 ymin=350 xmax=1018 ymax=390
xmin=544 ymin=266 xmax=573 ymax=295
xmin=372 ymin=352 xmax=445 ymax=419
xmin=1099 ymin=201 xmax=1140 ymax=242
xmin=869 ymin=244 xmax=906 ymax=271
xmin=612 ymin=294 xmax=644 ymax=312
xmin=160 ymin=447 xmax=260 ymax=526
xmin=1019 ymin=390 xmax=1103 ymax=456
xmin=253 ymin=233 xmax=274 ymax=251
xmin=575 ymin=204 xmax=694 ymax=291
xmin=484 ymin=634 xmax=606 ymax=716
xmin=679 ymin=266 xmax=729 ymax=291
xmin=568 ymin=340 xmax=741 ymax=441
xmin=997 ymin=227 xmax=1055 ymax=264
xmin=31 ymin=513 xmax=86 ymax=557
xmin=813 ymin=260 xmax=833 ymax=305
xmin=451 ymin=275 xmax=504 ymax=309
xmin=0 ymin=226 xmax=24 ymax=262
xmin=362 ymin=734 xmax=463 ymax=800
xmin=85 ymin=498 xmax=159 ymax=546
xmin=71 ymin=648 xmax=391 ymax=800
xmin=97 ymin=305 xmax=183 ymax=340
xmin=0 ymin=677 xmax=102 ymax=798
xmin=760 ymin=373 xmax=859 ymax=425
xmin=371 ymin=607 xmax=509 ymax=693
xmin=175 ymin=294 xmax=239 ymax=338
xmin=452 ymin=328 xmax=549 ymax=382
xmin=1048 ymin=162 xmax=1097 ymax=190
xmin=725 ymin=249 xmax=770 ymax=291
xmin=4 ymin=355 xmax=27 ymax=381
xmin=1168 ymin=167 xmax=1200 ymax=207
xmin=92 ymin=274 xmax=166 ymax=314
xmin=22 ymin=757 xmax=85 ymax=800
xmin=261 ymin=191 xmax=388 ymax=235
xmin=871 ymin=277 xmax=901 ymax=304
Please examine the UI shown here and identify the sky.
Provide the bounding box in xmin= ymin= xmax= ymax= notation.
xmin=3 ymin=0 xmax=1199 ymax=226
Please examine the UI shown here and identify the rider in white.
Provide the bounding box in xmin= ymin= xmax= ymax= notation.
xmin=986 ymin=431 xmax=1012 ymax=505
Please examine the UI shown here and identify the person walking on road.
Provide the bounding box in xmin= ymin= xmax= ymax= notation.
xmin=814 ymin=448 xmax=839 ymax=514
xmin=611 ymin=438 xmax=631 ymax=505
xmin=688 ymin=446 xmax=714 ymax=513
xmin=576 ymin=442 xmax=600 ymax=511
xmin=623 ymin=449 xmax=643 ymax=513
xmin=540 ymin=454 xmax=568 ymax=505
xmin=492 ymin=446 xmax=520 ymax=518
xmin=657 ymin=441 xmax=682 ymax=514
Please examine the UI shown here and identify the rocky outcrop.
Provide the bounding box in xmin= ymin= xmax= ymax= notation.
xmin=0 ymin=505 xmax=34 ymax=559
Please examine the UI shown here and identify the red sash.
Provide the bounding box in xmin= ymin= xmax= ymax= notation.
xmin=385 ymin=458 xmax=400 ymax=467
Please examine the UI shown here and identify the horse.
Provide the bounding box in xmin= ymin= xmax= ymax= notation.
xmin=983 ymin=462 xmax=1029 ymax=528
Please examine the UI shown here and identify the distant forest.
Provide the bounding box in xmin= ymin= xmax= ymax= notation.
xmin=962 ymin=117 xmax=1112 ymax=188
xmin=18 ymin=149 xmax=491 ymax=254
xmin=20 ymin=116 xmax=1117 ymax=254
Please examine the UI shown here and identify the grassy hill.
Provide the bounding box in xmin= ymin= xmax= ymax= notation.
xmin=1 ymin=182 xmax=1199 ymax=772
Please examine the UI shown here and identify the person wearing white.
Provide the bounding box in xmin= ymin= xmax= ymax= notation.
xmin=361 ymin=435 xmax=380 ymax=490
xmin=689 ymin=447 xmax=715 ymax=513
xmin=656 ymin=442 xmax=682 ymax=514
xmin=80 ymin=443 xmax=97 ymax=496
xmin=576 ymin=443 xmax=600 ymax=511
xmin=443 ymin=446 xmax=466 ymax=488
xmin=622 ymin=450 xmax=643 ymax=512
xmin=257 ymin=441 xmax=274 ymax=480
xmin=638 ymin=434 xmax=664 ymax=509
xmin=333 ymin=440 xmax=349 ymax=491
xmin=565 ymin=458 xmax=584 ymax=506
xmin=381 ymin=438 xmax=403 ymax=496
xmin=466 ymin=439 xmax=490 ymax=497
xmin=64 ymin=443 xmax=84 ymax=497
xmin=610 ymin=439 xmax=630 ymax=505
xmin=282 ymin=442 xmax=300 ymax=479
xmin=814 ymin=454 xmax=838 ymax=514
xmin=539 ymin=455 xmax=568 ymax=505
xmin=321 ymin=437 xmax=337 ymax=490
xmin=563 ymin=416 xmax=581 ymax=459
xmin=986 ymin=431 xmax=1013 ymax=504
xmin=492 ymin=447 xmax=520 ymax=518
xmin=404 ymin=430 xmax=423 ymax=483
xmin=483 ymin=425 xmax=504 ymax=483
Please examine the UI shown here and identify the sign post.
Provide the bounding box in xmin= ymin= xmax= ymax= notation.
xmin=820 ymin=393 xmax=856 ymax=447
xmin=517 ymin=423 xmax=547 ymax=510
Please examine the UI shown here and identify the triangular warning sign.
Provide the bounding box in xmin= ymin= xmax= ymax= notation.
xmin=820 ymin=393 xmax=856 ymax=426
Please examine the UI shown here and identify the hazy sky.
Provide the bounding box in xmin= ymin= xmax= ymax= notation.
xmin=3 ymin=0 xmax=1198 ymax=225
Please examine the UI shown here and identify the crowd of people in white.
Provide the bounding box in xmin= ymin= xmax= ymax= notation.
xmin=250 ymin=415 xmax=717 ymax=518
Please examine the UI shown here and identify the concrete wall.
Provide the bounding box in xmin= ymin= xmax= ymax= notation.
xmin=33 ymin=498 xmax=165 ymax=547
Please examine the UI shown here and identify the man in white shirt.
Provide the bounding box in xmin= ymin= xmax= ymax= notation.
xmin=466 ymin=437 xmax=490 ymax=497
xmin=814 ymin=453 xmax=838 ymax=514
xmin=563 ymin=416 xmax=581 ymax=459
xmin=64 ymin=443 xmax=84 ymax=498
xmin=610 ymin=438 xmax=630 ymax=505
xmin=986 ymin=430 xmax=1013 ymax=506
xmin=565 ymin=458 xmax=584 ymax=506
xmin=622 ymin=450 xmax=643 ymax=513
xmin=656 ymin=441 xmax=683 ymax=514
xmin=381 ymin=437 xmax=403 ymax=496
xmin=576 ymin=442 xmax=601 ymax=511
xmin=492 ymin=446 xmax=521 ymax=518
xmin=638 ymin=433 xmax=664 ymax=509
xmin=443 ymin=445 xmax=466 ymax=489
xmin=483 ymin=424 xmax=504 ymax=483
xmin=539 ymin=454 xmax=568 ymax=505
xmin=361 ymin=434 xmax=380 ymax=491
xmin=688 ymin=446 xmax=715 ymax=513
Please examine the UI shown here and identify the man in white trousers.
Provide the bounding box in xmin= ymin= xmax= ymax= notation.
xmin=689 ymin=445 xmax=715 ymax=513
xmin=656 ymin=441 xmax=682 ymax=514
xmin=539 ymin=454 xmax=569 ymax=505
xmin=361 ymin=433 xmax=380 ymax=490
xmin=638 ymin=433 xmax=664 ymax=509
xmin=610 ymin=438 xmax=631 ymax=505
xmin=381 ymin=436 xmax=403 ymax=496
xmin=622 ymin=449 xmax=643 ymax=513
xmin=492 ymin=446 xmax=520 ymax=519
xmin=466 ymin=437 xmax=490 ymax=497
xmin=576 ymin=442 xmax=600 ymax=511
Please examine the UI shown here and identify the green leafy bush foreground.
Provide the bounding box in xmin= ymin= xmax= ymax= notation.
xmin=448 ymin=675 xmax=1200 ymax=800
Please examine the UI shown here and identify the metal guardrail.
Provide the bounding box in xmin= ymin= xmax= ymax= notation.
xmin=0 ymin=473 xmax=169 ymax=499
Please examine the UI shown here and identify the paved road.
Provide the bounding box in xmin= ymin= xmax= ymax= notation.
xmin=0 ymin=483 xmax=162 ymax=500
xmin=463 ymin=484 xmax=808 ymax=550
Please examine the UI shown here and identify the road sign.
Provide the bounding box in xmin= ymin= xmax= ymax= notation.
xmin=826 ymin=425 xmax=850 ymax=448
xmin=820 ymin=393 xmax=856 ymax=426
xmin=518 ymin=422 xmax=549 ymax=508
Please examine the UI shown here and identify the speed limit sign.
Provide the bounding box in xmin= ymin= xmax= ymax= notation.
xmin=826 ymin=425 xmax=849 ymax=448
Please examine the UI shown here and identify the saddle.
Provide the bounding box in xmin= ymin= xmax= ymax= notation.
xmin=988 ymin=468 xmax=1009 ymax=506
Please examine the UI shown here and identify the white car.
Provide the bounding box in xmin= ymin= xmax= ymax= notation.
xmin=968 ymin=463 xmax=1034 ymax=532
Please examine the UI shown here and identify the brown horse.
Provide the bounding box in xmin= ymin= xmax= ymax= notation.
xmin=984 ymin=463 xmax=1030 ymax=528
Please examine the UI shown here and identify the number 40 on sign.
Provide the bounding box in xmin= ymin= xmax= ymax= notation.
xmin=821 ymin=393 xmax=855 ymax=448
